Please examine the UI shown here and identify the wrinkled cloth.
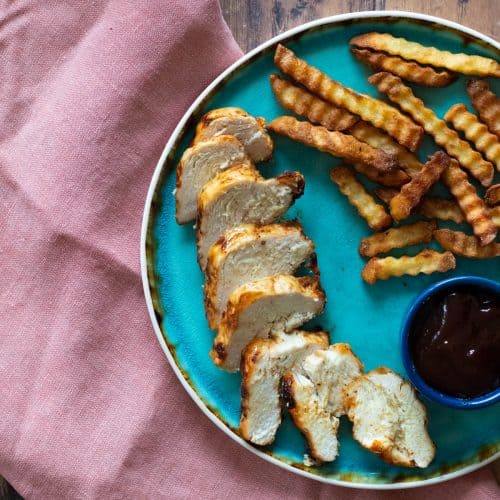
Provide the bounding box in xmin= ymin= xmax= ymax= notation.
xmin=0 ymin=1 xmax=498 ymax=498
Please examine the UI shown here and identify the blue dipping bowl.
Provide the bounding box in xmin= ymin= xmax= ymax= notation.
xmin=401 ymin=276 xmax=500 ymax=410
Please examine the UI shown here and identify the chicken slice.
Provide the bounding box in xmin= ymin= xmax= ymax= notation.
xmin=196 ymin=164 xmax=305 ymax=270
xmin=175 ymin=135 xmax=252 ymax=224
xmin=240 ymin=330 xmax=329 ymax=445
xmin=204 ymin=222 xmax=315 ymax=329
xmin=343 ymin=367 xmax=436 ymax=468
xmin=282 ymin=344 xmax=363 ymax=462
xmin=194 ymin=107 xmax=274 ymax=162
xmin=210 ymin=275 xmax=325 ymax=372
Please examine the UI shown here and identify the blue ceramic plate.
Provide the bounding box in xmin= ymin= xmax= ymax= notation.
xmin=142 ymin=12 xmax=500 ymax=489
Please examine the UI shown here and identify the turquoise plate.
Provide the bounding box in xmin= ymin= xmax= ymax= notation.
xmin=141 ymin=12 xmax=500 ymax=488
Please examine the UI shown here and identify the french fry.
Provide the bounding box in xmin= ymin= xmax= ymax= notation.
xmin=270 ymin=75 xmax=358 ymax=131
xmin=389 ymin=151 xmax=450 ymax=222
xmin=350 ymin=32 xmax=500 ymax=77
xmin=442 ymin=161 xmax=497 ymax=245
xmin=361 ymin=250 xmax=456 ymax=284
xmin=375 ymin=188 xmax=465 ymax=224
xmin=467 ymin=80 xmax=500 ymax=139
xmin=369 ymin=72 xmax=494 ymax=187
xmin=274 ymin=44 xmax=423 ymax=151
xmin=444 ymin=104 xmax=500 ymax=171
xmin=268 ymin=116 xmax=398 ymax=172
xmin=330 ymin=166 xmax=392 ymax=230
xmin=485 ymin=184 xmax=500 ymax=207
xmin=434 ymin=229 xmax=500 ymax=258
xmin=417 ymin=197 xmax=465 ymax=224
xmin=359 ymin=220 xmax=437 ymax=258
xmin=347 ymin=121 xmax=423 ymax=176
xmin=352 ymin=162 xmax=410 ymax=187
xmin=351 ymin=48 xmax=457 ymax=87
xmin=490 ymin=206 xmax=500 ymax=228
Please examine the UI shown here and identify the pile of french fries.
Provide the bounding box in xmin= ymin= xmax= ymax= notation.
xmin=267 ymin=33 xmax=499 ymax=284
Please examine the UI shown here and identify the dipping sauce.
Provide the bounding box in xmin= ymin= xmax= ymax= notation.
xmin=410 ymin=287 xmax=500 ymax=398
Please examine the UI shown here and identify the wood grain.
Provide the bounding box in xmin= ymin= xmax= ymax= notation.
xmin=220 ymin=0 xmax=499 ymax=52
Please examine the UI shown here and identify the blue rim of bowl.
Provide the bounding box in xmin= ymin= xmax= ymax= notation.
xmin=401 ymin=276 xmax=500 ymax=410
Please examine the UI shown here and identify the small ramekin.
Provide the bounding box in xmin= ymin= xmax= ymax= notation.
xmin=401 ymin=276 xmax=500 ymax=410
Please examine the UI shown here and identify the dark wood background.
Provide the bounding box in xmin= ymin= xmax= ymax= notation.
xmin=0 ymin=2 xmax=498 ymax=498
xmin=220 ymin=0 xmax=498 ymax=52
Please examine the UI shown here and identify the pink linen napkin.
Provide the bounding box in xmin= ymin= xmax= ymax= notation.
xmin=0 ymin=1 xmax=497 ymax=497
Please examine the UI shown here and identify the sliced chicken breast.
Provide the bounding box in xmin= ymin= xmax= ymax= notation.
xmin=194 ymin=107 xmax=274 ymax=162
xmin=343 ymin=367 xmax=435 ymax=468
xmin=175 ymin=135 xmax=252 ymax=224
xmin=240 ymin=330 xmax=329 ymax=446
xmin=204 ymin=222 xmax=315 ymax=329
xmin=210 ymin=275 xmax=325 ymax=372
xmin=282 ymin=344 xmax=363 ymax=462
xmin=196 ymin=164 xmax=305 ymax=270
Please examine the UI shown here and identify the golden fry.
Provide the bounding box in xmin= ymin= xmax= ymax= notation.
xmin=347 ymin=121 xmax=423 ymax=176
xmin=417 ymin=197 xmax=465 ymax=224
xmin=390 ymin=151 xmax=450 ymax=222
xmin=359 ymin=220 xmax=437 ymax=258
xmin=350 ymin=32 xmax=500 ymax=77
xmin=442 ymin=161 xmax=497 ymax=246
xmin=434 ymin=229 xmax=500 ymax=258
xmin=362 ymin=250 xmax=456 ymax=284
xmin=369 ymin=72 xmax=494 ymax=187
xmin=330 ymin=166 xmax=392 ymax=230
xmin=375 ymin=188 xmax=465 ymax=224
xmin=485 ymin=184 xmax=500 ymax=207
xmin=352 ymin=162 xmax=409 ymax=187
xmin=270 ymin=75 xmax=358 ymax=131
xmin=351 ymin=48 xmax=457 ymax=87
xmin=274 ymin=44 xmax=423 ymax=151
xmin=467 ymin=80 xmax=500 ymax=139
xmin=268 ymin=116 xmax=398 ymax=172
xmin=490 ymin=206 xmax=500 ymax=228
xmin=444 ymin=104 xmax=500 ymax=171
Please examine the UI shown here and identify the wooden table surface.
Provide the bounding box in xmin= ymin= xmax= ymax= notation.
xmin=220 ymin=0 xmax=498 ymax=52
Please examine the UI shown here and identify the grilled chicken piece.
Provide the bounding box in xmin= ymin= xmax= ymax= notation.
xmin=210 ymin=275 xmax=325 ymax=372
xmin=240 ymin=330 xmax=329 ymax=445
xmin=194 ymin=107 xmax=274 ymax=162
xmin=343 ymin=367 xmax=435 ymax=468
xmin=196 ymin=164 xmax=305 ymax=270
xmin=282 ymin=344 xmax=363 ymax=462
xmin=175 ymin=135 xmax=252 ymax=224
xmin=204 ymin=222 xmax=315 ymax=329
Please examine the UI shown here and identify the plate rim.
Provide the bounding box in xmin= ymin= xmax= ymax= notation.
xmin=140 ymin=10 xmax=500 ymax=490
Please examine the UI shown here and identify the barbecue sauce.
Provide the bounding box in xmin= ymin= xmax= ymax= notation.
xmin=410 ymin=287 xmax=500 ymax=398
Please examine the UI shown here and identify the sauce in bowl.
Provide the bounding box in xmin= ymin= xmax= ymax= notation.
xmin=409 ymin=286 xmax=500 ymax=399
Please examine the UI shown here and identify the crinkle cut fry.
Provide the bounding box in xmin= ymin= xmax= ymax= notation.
xmin=347 ymin=121 xmax=423 ymax=176
xmin=467 ymin=80 xmax=500 ymax=139
xmin=389 ymin=151 xmax=450 ymax=222
xmin=352 ymin=161 xmax=409 ymax=187
xmin=444 ymin=104 xmax=500 ymax=171
xmin=330 ymin=166 xmax=392 ymax=231
xmin=274 ymin=44 xmax=423 ymax=152
xmin=270 ymin=75 xmax=359 ymax=131
xmin=375 ymin=188 xmax=465 ymax=224
xmin=351 ymin=48 xmax=457 ymax=87
xmin=368 ymin=72 xmax=494 ymax=187
xmin=361 ymin=250 xmax=456 ymax=284
xmin=350 ymin=32 xmax=500 ymax=77
xmin=434 ymin=229 xmax=500 ymax=258
xmin=268 ymin=116 xmax=399 ymax=172
xmin=359 ymin=220 xmax=437 ymax=258
xmin=485 ymin=184 xmax=500 ymax=207
xmin=442 ymin=161 xmax=497 ymax=246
